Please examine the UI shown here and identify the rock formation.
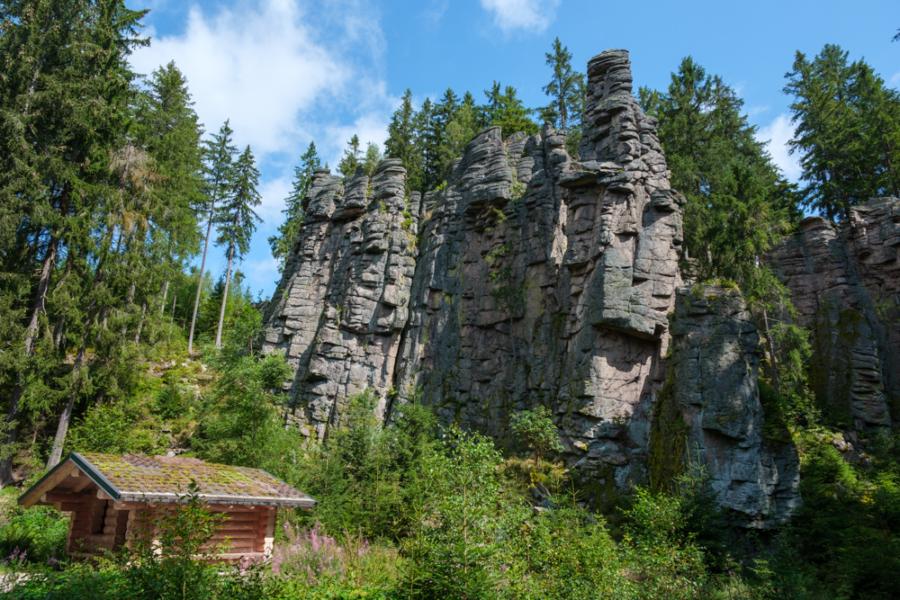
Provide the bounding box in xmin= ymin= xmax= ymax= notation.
xmin=662 ymin=286 xmax=800 ymax=526
xmin=262 ymin=160 xmax=419 ymax=439
xmin=263 ymin=49 xmax=800 ymax=525
xmin=769 ymin=197 xmax=900 ymax=429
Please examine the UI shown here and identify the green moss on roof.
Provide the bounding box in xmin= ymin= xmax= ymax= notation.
xmin=76 ymin=452 xmax=313 ymax=506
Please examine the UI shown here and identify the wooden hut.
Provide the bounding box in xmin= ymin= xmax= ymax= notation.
xmin=18 ymin=452 xmax=315 ymax=561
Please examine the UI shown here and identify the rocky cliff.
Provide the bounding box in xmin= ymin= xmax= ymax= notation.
xmin=262 ymin=49 xmax=799 ymax=526
xmin=769 ymin=197 xmax=900 ymax=430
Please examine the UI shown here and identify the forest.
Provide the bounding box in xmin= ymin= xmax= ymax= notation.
xmin=1 ymin=2 xmax=900 ymax=599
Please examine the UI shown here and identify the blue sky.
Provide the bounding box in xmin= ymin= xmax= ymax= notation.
xmin=130 ymin=0 xmax=900 ymax=298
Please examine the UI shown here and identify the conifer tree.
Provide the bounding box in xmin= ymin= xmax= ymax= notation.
xmin=785 ymin=45 xmax=900 ymax=220
xmin=214 ymin=146 xmax=261 ymax=349
xmin=639 ymin=57 xmax=797 ymax=288
xmin=338 ymin=134 xmax=362 ymax=179
xmin=269 ymin=142 xmax=321 ymax=269
xmin=385 ymin=89 xmax=424 ymax=191
xmin=0 ymin=0 xmax=150 ymax=475
xmin=483 ymin=82 xmax=538 ymax=137
xmin=541 ymin=37 xmax=585 ymax=130
xmin=363 ymin=142 xmax=383 ymax=176
xmin=441 ymin=92 xmax=481 ymax=178
xmin=422 ymin=89 xmax=460 ymax=187
xmin=188 ymin=121 xmax=237 ymax=355
xmin=136 ymin=62 xmax=204 ymax=318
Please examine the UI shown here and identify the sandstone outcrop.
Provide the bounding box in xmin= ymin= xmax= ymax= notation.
xmin=262 ymin=49 xmax=799 ymax=525
xmin=769 ymin=197 xmax=900 ymax=429
xmin=662 ymin=286 xmax=800 ymax=526
xmin=262 ymin=160 xmax=419 ymax=439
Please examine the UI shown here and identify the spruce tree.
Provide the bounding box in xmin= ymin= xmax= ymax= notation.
xmin=639 ymin=57 xmax=797 ymax=288
xmin=214 ymin=146 xmax=261 ymax=349
xmin=135 ymin=62 xmax=204 ymax=319
xmin=0 ymin=0 xmax=150 ymax=475
xmin=188 ymin=121 xmax=237 ymax=355
xmin=385 ymin=89 xmax=424 ymax=191
xmin=483 ymin=82 xmax=538 ymax=137
xmin=441 ymin=92 xmax=481 ymax=178
xmin=541 ymin=37 xmax=585 ymax=130
xmin=269 ymin=142 xmax=321 ymax=269
xmin=785 ymin=45 xmax=900 ymax=220
xmin=363 ymin=142 xmax=383 ymax=176
xmin=338 ymin=134 xmax=362 ymax=178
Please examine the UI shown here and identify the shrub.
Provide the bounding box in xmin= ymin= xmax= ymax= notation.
xmin=0 ymin=503 xmax=68 ymax=564
xmin=509 ymin=406 xmax=563 ymax=464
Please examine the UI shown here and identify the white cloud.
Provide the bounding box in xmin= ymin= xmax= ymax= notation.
xmin=479 ymin=0 xmax=559 ymax=34
xmin=257 ymin=176 xmax=293 ymax=225
xmin=756 ymin=113 xmax=802 ymax=182
xmin=132 ymin=0 xmax=395 ymax=166
xmin=132 ymin=1 xmax=350 ymax=157
xmin=240 ymin=254 xmax=281 ymax=296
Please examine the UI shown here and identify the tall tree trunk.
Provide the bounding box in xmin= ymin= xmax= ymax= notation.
xmin=159 ymin=279 xmax=170 ymax=317
xmin=46 ymin=347 xmax=84 ymax=469
xmin=134 ymin=301 xmax=147 ymax=344
xmin=23 ymin=237 xmax=58 ymax=356
xmin=214 ymin=245 xmax=234 ymax=349
xmin=188 ymin=217 xmax=214 ymax=355
xmin=1 ymin=236 xmax=58 ymax=484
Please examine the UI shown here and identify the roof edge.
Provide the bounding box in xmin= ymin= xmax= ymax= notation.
xmin=118 ymin=490 xmax=316 ymax=508
xmin=70 ymin=452 xmax=121 ymax=501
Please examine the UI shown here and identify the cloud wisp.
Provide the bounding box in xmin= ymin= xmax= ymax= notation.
xmin=756 ymin=113 xmax=802 ymax=182
xmin=479 ymin=0 xmax=560 ymax=34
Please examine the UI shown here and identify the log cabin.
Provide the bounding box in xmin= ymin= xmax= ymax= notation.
xmin=18 ymin=452 xmax=315 ymax=562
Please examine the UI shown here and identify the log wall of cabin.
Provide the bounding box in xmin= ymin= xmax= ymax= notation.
xmin=121 ymin=504 xmax=276 ymax=559
xmin=61 ymin=493 xmax=129 ymax=555
xmin=49 ymin=490 xmax=278 ymax=560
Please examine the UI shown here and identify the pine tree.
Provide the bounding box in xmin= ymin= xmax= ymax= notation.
xmin=541 ymin=37 xmax=585 ymax=130
xmin=785 ymin=45 xmax=900 ymax=220
xmin=441 ymin=92 xmax=481 ymax=178
xmin=363 ymin=142 xmax=383 ymax=176
xmin=483 ymin=82 xmax=538 ymax=137
xmin=386 ymin=90 xmax=424 ymax=191
xmin=0 ymin=0 xmax=150 ymax=475
xmin=338 ymin=134 xmax=362 ymax=178
xmin=135 ymin=62 xmax=204 ymax=319
xmin=269 ymin=142 xmax=321 ymax=269
xmin=188 ymin=121 xmax=237 ymax=355
xmin=639 ymin=57 xmax=797 ymax=287
xmin=214 ymin=146 xmax=261 ymax=349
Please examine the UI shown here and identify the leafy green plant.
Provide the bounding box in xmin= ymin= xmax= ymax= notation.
xmin=510 ymin=406 xmax=563 ymax=464
xmin=0 ymin=503 xmax=68 ymax=564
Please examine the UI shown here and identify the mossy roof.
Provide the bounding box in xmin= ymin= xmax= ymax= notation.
xmin=20 ymin=452 xmax=315 ymax=509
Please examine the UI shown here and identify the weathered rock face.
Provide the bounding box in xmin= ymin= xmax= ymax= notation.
xmin=262 ymin=160 xmax=419 ymax=438
xmin=263 ymin=49 xmax=797 ymax=525
xmin=391 ymin=49 xmax=684 ymax=493
xmin=768 ymin=198 xmax=900 ymax=429
xmin=664 ymin=286 xmax=800 ymax=526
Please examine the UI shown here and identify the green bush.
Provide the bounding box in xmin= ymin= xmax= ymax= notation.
xmin=0 ymin=503 xmax=68 ymax=564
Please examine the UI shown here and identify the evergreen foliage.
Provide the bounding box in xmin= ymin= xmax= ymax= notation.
xmin=337 ymin=134 xmax=362 ymax=179
xmin=269 ymin=142 xmax=321 ymax=270
xmin=541 ymin=37 xmax=585 ymax=130
xmin=785 ymin=44 xmax=900 ymax=220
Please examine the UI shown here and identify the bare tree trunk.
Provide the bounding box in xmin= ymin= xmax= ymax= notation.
xmin=134 ymin=302 xmax=147 ymax=344
xmin=214 ymin=245 xmax=234 ymax=349
xmin=159 ymin=279 xmax=170 ymax=317
xmin=46 ymin=347 xmax=84 ymax=469
xmin=188 ymin=217 xmax=214 ymax=355
xmin=1 ymin=236 xmax=58 ymax=484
